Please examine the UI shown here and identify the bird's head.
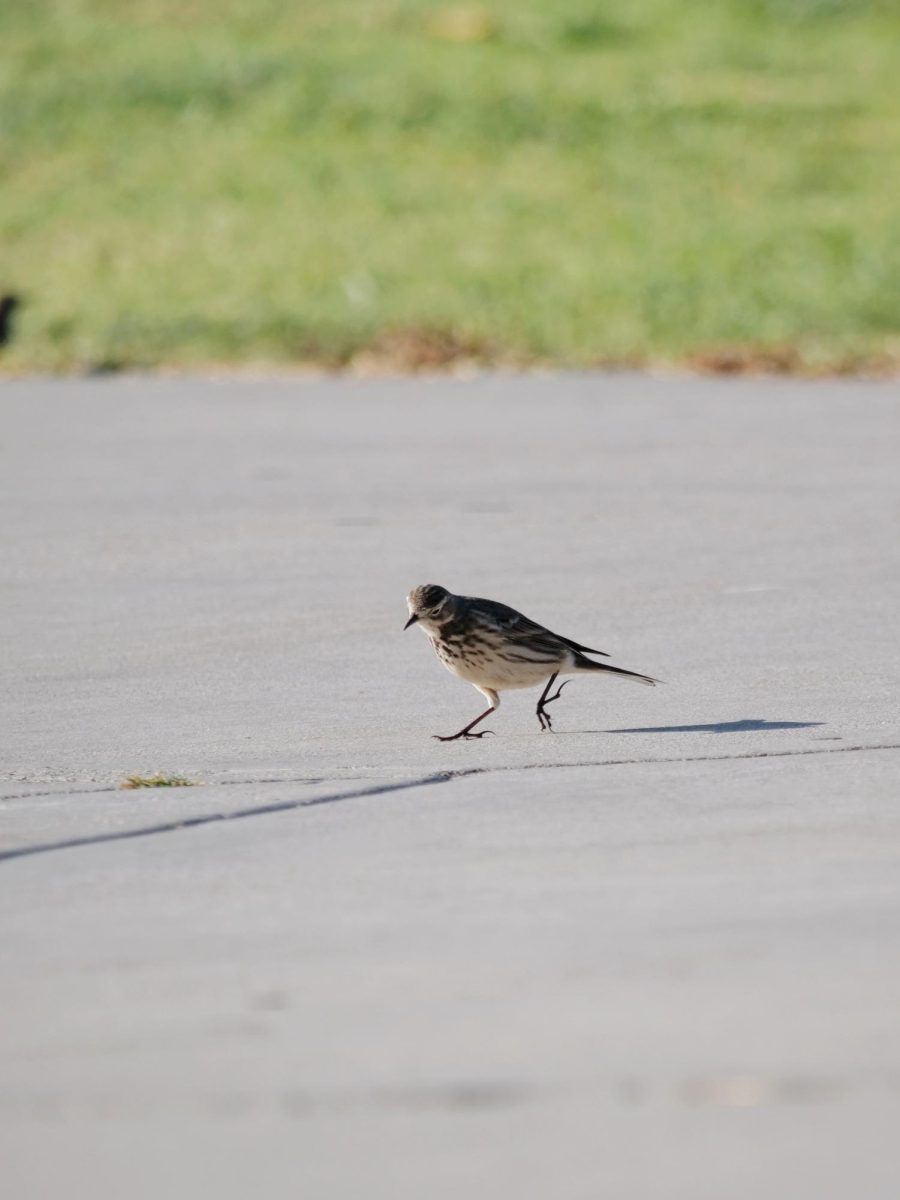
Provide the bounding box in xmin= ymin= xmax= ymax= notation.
xmin=404 ymin=583 xmax=452 ymax=630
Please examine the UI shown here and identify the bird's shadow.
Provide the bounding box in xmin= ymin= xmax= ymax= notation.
xmin=598 ymin=718 xmax=825 ymax=735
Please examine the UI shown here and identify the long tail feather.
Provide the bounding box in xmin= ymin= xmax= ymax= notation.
xmin=574 ymin=655 xmax=658 ymax=685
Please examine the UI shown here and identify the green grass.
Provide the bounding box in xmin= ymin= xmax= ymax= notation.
xmin=2 ymin=0 xmax=899 ymax=372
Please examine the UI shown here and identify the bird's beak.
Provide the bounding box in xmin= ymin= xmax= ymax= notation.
xmin=403 ymin=613 xmax=418 ymax=631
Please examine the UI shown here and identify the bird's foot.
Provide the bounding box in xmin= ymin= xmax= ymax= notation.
xmin=536 ymin=679 xmax=570 ymax=731
xmin=433 ymin=729 xmax=495 ymax=742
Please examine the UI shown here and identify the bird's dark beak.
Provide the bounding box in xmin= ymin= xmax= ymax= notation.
xmin=403 ymin=613 xmax=418 ymax=630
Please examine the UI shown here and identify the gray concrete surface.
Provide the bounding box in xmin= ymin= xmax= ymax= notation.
xmin=1 ymin=372 xmax=899 ymax=1198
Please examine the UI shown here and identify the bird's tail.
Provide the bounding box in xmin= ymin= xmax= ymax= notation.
xmin=574 ymin=655 xmax=658 ymax=686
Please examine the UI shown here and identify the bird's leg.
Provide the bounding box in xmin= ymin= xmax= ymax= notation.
xmin=433 ymin=706 xmax=496 ymax=742
xmin=536 ymin=673 xmax=570 ymax=731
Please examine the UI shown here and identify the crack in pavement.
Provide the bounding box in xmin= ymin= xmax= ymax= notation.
xmin=0 ymin=774 xmax=455 ymax=864
xmin=3 ymin=738 xmax=897 ymax=806
xmin=2 ymin=740 xmax=899 ymax=865
xmin=442 ymin=740 xmax=900 ymax=778
xmin=0 ymin=775 xmax=337 ymax=805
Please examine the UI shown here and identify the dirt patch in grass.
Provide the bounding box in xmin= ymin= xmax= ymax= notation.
xmin=348 ymin=326 xmax=506 ymax=375
xmin=685 ymin=345 xmax=899 ymax=378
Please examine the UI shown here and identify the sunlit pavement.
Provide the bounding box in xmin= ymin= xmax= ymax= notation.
xmin=2 ymin=372 xmax=899 ymax=1198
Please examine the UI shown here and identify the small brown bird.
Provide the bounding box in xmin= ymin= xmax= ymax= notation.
xmin=405 ymin=584 xmax=657 ymax=741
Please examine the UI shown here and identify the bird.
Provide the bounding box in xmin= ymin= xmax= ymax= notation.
xmin=404 ymin=583 xmax=658 ymax=741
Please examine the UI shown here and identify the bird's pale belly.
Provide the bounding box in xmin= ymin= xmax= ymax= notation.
xmin=432 ymin=637 xmax=561 ymax=690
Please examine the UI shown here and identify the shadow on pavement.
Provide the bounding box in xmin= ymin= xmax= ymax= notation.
xmin=603 ymin=719 xmax=825 ymax=734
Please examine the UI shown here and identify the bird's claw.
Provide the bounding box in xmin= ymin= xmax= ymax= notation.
xmin=433 ymin=729 xmax=495 ymax=741
xmin=537 ymin=680 xmax=569 ymax=731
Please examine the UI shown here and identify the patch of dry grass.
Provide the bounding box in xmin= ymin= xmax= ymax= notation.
xmin=119 ymin=774 xmax=196 ymax=789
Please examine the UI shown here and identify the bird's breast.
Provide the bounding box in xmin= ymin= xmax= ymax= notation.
xmin=430 ymin=634 xmax=560 ymax=690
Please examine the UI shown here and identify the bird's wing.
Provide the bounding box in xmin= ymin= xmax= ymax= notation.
xmin=468 ymin=598 xmax=610 ymax=658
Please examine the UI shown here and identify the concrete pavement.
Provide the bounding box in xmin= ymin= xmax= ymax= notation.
xmin=1 ymin=372 xmax=899 ymax=1197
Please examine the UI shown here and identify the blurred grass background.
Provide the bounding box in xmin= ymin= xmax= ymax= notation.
xmin=1 ymin=0 xmax=898 ymax=372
